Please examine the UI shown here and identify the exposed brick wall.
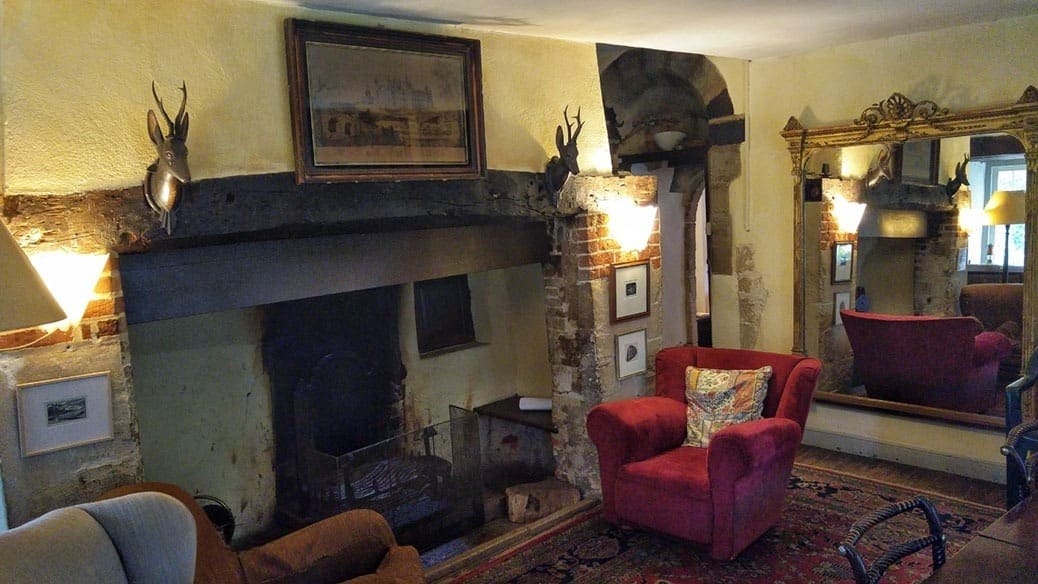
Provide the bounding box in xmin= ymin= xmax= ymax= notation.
xmin=914 ymin=210 xmax=967 ymax=316
xmin=545 ymin=198 xmax=662 ymax=497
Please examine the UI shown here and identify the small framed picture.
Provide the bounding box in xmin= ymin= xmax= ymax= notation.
xmin=832 ymin=241 xmax=854 ymax=284
xmin=17 ymin=372 xmax=114 ymax=457
xmin=611 ymin=260 xmax=650 ymax=323
xmin=616 ymin=329 xmax=648 ymax=379
xmin=833 ymin=292 xmax=852 ymax=326
xmin=897 ymin=139 xmax=940 ymax=185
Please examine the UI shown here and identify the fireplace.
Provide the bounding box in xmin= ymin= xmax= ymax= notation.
xmin=1 ymin=170 xmax=661 ymax=542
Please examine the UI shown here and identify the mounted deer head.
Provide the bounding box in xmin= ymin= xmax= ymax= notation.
xmin=144 ymin=81 xmax=191 ymax=234
xmin=545 ymin=105 xmax=585 ymax=206
xmin=945 ymin=153 xmax=970 ymax=203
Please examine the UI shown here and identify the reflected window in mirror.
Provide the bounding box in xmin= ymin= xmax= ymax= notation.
xmin=967 ymin=154 xmax=1026 ymax=273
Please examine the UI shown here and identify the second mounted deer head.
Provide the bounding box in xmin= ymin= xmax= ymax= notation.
xmin=144 ymin=81 xmax=191 ymax=234
xmin=545 ymin=105 xmax=585 ymax=206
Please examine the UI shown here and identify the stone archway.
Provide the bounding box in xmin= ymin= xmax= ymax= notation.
xmin=597 ymin=46 xmax=742 ymax=346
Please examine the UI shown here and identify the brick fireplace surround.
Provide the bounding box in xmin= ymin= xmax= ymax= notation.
xmin=0 ymin=170 xmax=662 ymax=536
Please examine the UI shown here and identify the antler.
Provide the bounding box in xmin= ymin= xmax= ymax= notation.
xmin=564 ymin=105 xmax=584 ymax=143
xmin=152 ymin=81 xmax=188 ymax=137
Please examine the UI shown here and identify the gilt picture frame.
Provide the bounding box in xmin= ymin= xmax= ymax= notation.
xmin=16 ymin=372 xmax=114 ymax=458
xmin=285 ymin=19 xmax=486 ymax=183
xmin=610 ymin=260 xmax=650 ymax=323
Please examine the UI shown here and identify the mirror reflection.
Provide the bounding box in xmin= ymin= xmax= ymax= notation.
xmin=801 ymin=132 xmax=1026 ymax=428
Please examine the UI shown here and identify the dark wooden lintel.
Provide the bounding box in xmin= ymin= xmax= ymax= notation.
xmin=2 ymin=170 xmax=564 ymax=254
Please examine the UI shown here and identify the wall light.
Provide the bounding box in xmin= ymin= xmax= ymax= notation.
xmin=958 ymin=206 xmax=986 ymax=234
xmin=601 ymin=197 xmax=657 ymax=251
xmin=28 ymin=250 xmax=110 ymax=332
xmin=831 ymin=195 xmax=867 ymax=234
xmin=0 ymin=220 xmax=66 ymax=332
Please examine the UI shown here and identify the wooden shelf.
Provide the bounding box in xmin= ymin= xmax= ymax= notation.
xmin=474 ymin=394 xmax=556 ymax=433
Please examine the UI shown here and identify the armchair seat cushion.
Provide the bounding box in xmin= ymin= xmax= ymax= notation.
xmin=618 ymin=446 xmax=710 ymax=498
xmin=617 ymin=447 xmax=713 ymax=543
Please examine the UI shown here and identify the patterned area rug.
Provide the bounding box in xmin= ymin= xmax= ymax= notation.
xmin=447 ymin=464 xmax=1002 ymax=583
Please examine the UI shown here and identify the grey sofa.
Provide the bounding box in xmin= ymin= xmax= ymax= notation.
xmin=0 ymin=491 xmax=196 ymax=583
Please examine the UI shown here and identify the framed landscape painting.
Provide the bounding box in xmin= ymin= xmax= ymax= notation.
xmin=285 ymin=19 xmax=486 ymax=182
xmin=17 ymin=372 xmax=113 ymax=457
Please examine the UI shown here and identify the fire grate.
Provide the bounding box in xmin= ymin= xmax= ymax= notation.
xmin=296 ymin=406 xmax=483 ymax=551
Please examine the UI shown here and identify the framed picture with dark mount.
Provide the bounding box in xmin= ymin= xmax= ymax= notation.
xmin=285 ymin=19 xmax=486 ymax=183
xmin=832 ymin=241 xmax=854 ymax=284
xmin=610 ymin=260 xmax=650 ymax=323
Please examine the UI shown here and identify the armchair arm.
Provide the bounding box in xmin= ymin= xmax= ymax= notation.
xmin=239 ymin=509 xmax=416 ymax=584
xmin=707 ymin=417 xmax=802 ymax=487
xmin=587 ymin=396 xmax=686 ymax=522
xmin=587 ymin=397 xmax=687 ymax=467
xmin=973 ymin=331 xmax=1012 ymax=366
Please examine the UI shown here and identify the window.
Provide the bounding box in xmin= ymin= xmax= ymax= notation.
xmin=967 ymin=154 xmax=1026 ymax=267
xmin=414 ymin=275 xmax=476 ymax=355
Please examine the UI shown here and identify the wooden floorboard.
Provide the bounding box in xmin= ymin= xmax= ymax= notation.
xmin=797 ymin=444 xmax=1005 ymax=508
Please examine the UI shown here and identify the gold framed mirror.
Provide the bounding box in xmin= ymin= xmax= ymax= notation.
xmin=782 ymin=87 xmax=1038 ymax=428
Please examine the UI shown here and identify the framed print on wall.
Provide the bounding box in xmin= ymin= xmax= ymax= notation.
xmin=610 ymin=260 xmax=650 ymax=323
xmin=897 ymin=139 xmax=940 ymax=185
xmin=616 ymin=329 xmax=647 ymax=379
xmin=16 ymin=372 xmax=114 ymax=458
xmin=285 ymin=19 xmax=487 ymax=183
xmin=832 ymin=241 xmax=854 ymax=284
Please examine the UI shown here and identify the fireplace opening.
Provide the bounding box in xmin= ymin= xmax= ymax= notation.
xmin=262 ymin=285 xmax=483 ymax=550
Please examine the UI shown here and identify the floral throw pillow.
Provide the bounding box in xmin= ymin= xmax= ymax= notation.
xmin=683 ymin=365 xmax=773 ymax=448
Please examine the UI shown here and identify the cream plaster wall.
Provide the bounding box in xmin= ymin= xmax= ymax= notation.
xmin=747 ymin=14 xmax=1038 ymax=480
xmin=1 ymin=0 xmax=611 ymax=194
xmin=400 ymin=264 xmax=554 ymax=427
xmin=128 ymin=308 xmax=275 ymax=543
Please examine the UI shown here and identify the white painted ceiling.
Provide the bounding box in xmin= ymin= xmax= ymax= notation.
xmin=264 ymin=0 xmax=1038 ymax=59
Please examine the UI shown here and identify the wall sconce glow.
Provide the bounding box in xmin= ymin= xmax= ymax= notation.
xmin=602 ymin=198 xmax=657 ymax=251
xmin=831 ymin=195 xmax=867 ymax=234
xmin=958 ymin=206 xmax=986 ymax=233
xmin=28 ymin=251 xmax=110 ymax=332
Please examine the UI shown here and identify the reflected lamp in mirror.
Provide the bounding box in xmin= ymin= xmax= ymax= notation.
xmin=984 ymin=189 xmax=1026 ymax=282
xmin=0 ymin=220 xmax=66 ymax=332
xmin=857 ymin=208 xmax=928 ymax=238
xmin=831 ymin=195 xmax=867 ymax=234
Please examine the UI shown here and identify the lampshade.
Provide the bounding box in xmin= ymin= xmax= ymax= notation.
xmin=984 ymin=190 xmax=1026 ymax=226
xmin=0 ymin=219 xmax=66 ymax=332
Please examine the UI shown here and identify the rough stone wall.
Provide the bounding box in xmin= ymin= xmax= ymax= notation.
xmin=0 ymin=257 xmax=141 ymax=526
xmin=545 ymin=200 xmax=662 ymax=498
xmin=914 ymin=210 xmax=967 ymax=316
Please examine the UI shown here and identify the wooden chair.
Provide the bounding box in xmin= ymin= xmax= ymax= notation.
xmin=1004 ymin=346 xmax=1038 ymax=508
xmin=837 ymin=496 xmax=946 ymax=584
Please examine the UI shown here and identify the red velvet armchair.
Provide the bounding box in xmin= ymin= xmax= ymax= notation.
xmin=840 ymin=310 xmax=1012 ymax=413
xmin=586 ymin=346 xmax=821 ymax=560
